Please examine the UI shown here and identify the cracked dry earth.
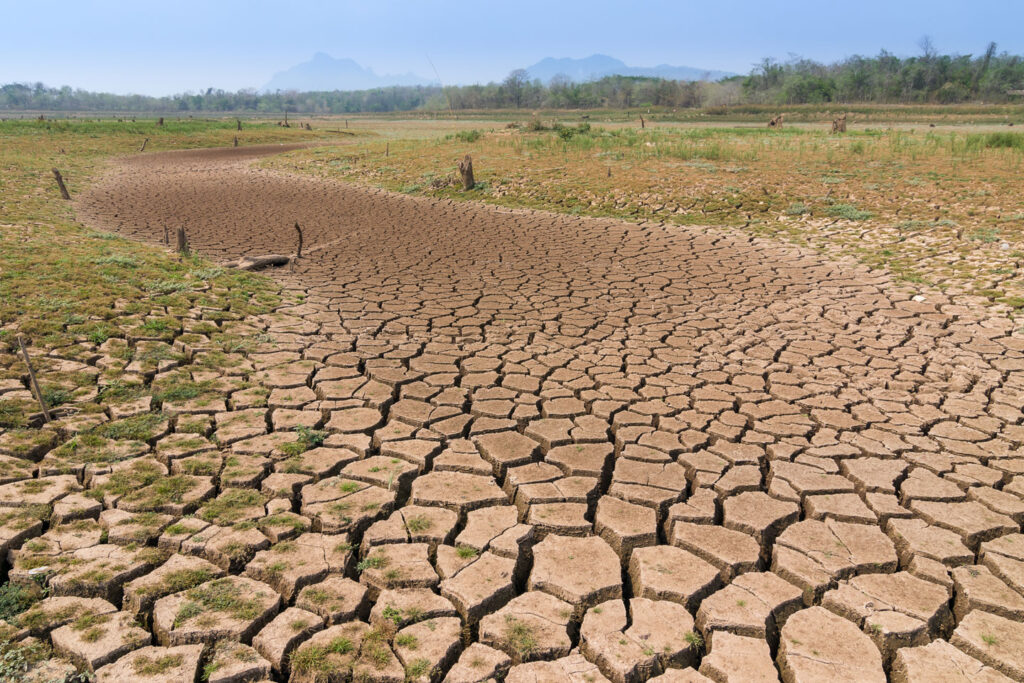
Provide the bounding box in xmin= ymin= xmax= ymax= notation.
xmin=4 ymin=142 xmax=1024 ymax=683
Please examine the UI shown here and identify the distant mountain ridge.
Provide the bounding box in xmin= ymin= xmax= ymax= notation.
xmin=263 ymin=53 xmax=433 ymax=92
xmin=524 ymin=54 xmax=735 ymax=83
xmin=263 ymin=52 xmax=734 ymax=93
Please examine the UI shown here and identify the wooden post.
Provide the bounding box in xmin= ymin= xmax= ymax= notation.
xmin=385 ymin=142 xmax=389 ymax=158
xmin=52 ymin=168 xmax=70 ymax=200
xmin=458 ymin=154 xmax=474 ymax=190
xmin=139 ymin=138 xmax=149 ymax=152
xmin=176 ymin=227 xmax=189 ymax=256
xmin=163 ymin=225 xmax=169 ymax=245
xmin=237 ymin=118 xmax=242 ymax=131
xmin=17 ymin=335 xmax=51 ymax=423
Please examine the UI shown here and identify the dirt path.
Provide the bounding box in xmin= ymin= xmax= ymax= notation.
xmin=71 ymin=145 xmax=1024 ymax=680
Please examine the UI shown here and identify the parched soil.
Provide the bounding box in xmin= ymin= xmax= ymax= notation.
xmin=25 ymin=144 xmax=1024 ymax=680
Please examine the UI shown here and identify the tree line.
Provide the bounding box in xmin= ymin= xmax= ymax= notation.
xmin=2 ymin=46 xmax=1022 ymax=114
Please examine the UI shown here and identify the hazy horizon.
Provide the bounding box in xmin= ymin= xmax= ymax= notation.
xmin=2 ymin=0 xmax=1022 ymax=96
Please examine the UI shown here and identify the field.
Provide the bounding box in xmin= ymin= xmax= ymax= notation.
xmin=267 ymin=113 xmax=1024 ymax=315
xmin=1 ymin=108 xmax=1024 ymax=682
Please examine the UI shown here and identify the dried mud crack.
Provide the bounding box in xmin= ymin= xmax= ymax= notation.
xmin=3 ymin=143 xmax=1023 ymax=682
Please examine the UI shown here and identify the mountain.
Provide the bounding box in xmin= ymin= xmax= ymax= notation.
xmin=524 ymin=54 xmax=734 ymax=83
xmin=264 ymin=53 xmax=433 ymax=92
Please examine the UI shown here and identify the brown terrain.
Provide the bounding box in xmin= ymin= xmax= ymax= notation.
xmin=13 ymin=142 xmax=1023 ymax=681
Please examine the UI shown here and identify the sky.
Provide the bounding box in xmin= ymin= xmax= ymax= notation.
xmin=1 ymin=0 xmax=1022 ymax=96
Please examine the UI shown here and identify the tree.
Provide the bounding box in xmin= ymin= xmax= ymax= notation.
xmin=503 ymin=69 xmax=528 ymax=108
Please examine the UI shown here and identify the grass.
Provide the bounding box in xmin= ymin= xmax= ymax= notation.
xmin=502 ymin=616 xmax=537 ymax=657
xmin=173 ymin=578 xmax=265 ymax=627
xmin=133 ymin=653 xmax=183 ymax=675
xmin=197 ymin=488 xmax=266 ymax=525
xmin=404 ymin=515 xmax=432 ymax=533
xmin=356 ymin=554 xmax=388 ymax=572
xmin=0 ymin=116 xmax=337 ymax=435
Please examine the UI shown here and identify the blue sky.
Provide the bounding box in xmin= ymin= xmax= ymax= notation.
xmin=1 ymin=0 xmax=1021 ymax=95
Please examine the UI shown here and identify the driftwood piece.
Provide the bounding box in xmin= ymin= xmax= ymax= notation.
xmin=458 ymin=154 xmax=475 ymax=190
xmin=52 ymin=168 xmax=70 ymax=200
xmin=17 ymin=335 xmax=51 ymax=423
xmin=224 ymin=254 xmax=291 ymax=271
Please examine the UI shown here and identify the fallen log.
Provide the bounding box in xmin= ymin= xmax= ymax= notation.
xmin=223 ymin=254 xmax=292 ymax=271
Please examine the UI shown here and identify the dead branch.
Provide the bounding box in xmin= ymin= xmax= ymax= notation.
xmin=17 ymin=335 xmax=51 ymax=423
xmin=224 ymin=254 xmax=292 ymax=271
xmin=52 ymin=168 xmax=70 ymax=200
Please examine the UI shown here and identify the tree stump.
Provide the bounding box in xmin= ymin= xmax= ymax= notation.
xmin=176 ymin=227 xmax=189 ymax=256
xmin=458 ymin=154 xmax=475 ymax=190
xmin=52 ymin=169 xmax=70 ymax=200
